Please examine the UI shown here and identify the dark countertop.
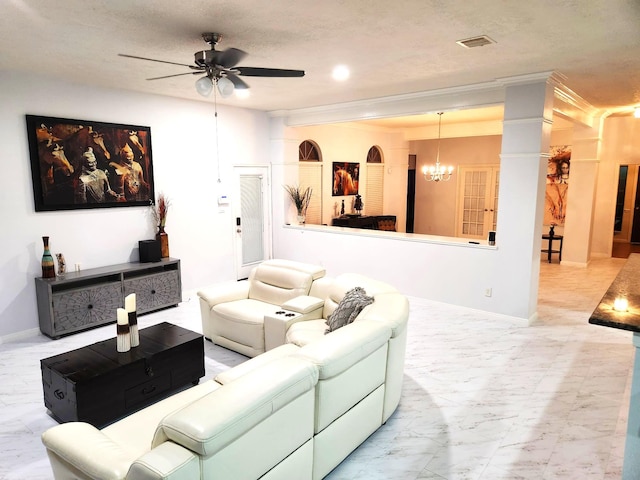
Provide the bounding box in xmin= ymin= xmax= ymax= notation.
xmin=589 ymin=253 xmax=640 ymax=333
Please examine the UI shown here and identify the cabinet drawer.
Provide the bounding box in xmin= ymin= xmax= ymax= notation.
xmin=52 ymin=283 xmax=122 ymax=334
xmin=124 ymin=271 xmax=180 ymax=313
xmin=125 ymin=373 xmax=171 ymax=409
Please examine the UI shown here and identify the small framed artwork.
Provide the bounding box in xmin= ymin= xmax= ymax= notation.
xmin=26 ymin=114 xmax=155 ymax=211
xmin=332 ymin=162 xmax=360 ymax=196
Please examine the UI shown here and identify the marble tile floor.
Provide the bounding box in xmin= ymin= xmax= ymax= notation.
xmin=0 ymin=256 xmax=633 ymax=479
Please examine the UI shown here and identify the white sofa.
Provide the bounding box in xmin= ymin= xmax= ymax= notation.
xmin=285 ymin=271 xmax=409 ymax=424
xmin=42 ymin=356 xmax=320 ymax=480
xmin=42 ymin=261 xmax=409 ymax=480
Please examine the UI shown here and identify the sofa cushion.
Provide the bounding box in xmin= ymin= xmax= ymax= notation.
xmin=211 ymin=298 xmax=280 ymax=353
xmin=295 ymin=320 xmax=391 ymax=380
xmin=286 ymin=319 xmax=327 ymax=347
xmin=325 ymin=287 xmax=374 ymax=333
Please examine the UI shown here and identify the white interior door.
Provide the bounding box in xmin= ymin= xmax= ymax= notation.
xmin=233 ymin=166 xmax=271 ymax=279
xmin=456 ymin=166 xmax=500 ymax=239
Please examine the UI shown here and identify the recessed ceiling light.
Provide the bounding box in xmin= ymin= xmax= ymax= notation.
xmin=332 ymin=65 xmax=350 ymax=81
xmin=235 ymin=89 xmax=250 ymax=99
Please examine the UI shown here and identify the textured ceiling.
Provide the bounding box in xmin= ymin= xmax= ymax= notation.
xmin=2 ymin=0 xmax=640 ymax=115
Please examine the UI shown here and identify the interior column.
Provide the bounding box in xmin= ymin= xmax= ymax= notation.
xmin=496 ymin=75 xmax=554 ymax=321
xmin=562 ymin=121 xmax=602 ymax=265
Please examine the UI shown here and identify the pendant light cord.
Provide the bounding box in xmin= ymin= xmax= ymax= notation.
xmin=214 ymin=79 xmax=221 ymax=183
xmin=436 ymin=112 xmax=442 ymax=164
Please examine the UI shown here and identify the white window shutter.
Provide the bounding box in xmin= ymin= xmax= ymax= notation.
xmin=366 ymin=164 xmax=384 ymax=215
xmin=299 ymin=163 xmax=322 ymax=224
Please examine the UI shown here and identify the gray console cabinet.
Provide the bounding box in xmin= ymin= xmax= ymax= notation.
xmin=35 ymin=258 xmax=181 ymax=339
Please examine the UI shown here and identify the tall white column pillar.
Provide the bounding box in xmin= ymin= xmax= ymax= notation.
xmin=562 ymin=121 xmax=602 ymax=265
xmin=496 ymin=75 xmax=554 ymax=321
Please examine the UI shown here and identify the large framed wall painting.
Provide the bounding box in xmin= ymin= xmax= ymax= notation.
xmin=332 ymin=162 xmax=360 ymax=196
xmin=26 ymin=114 xmax=155 ymax=211
xmin=544 ymin=145 xmax=571 ymax=226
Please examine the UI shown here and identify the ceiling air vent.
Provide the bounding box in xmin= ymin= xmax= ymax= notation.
xmin=456 ymin=35 xmax=496 ymax=49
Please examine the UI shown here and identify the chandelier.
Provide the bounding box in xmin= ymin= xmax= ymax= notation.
xmin=422 ymin=112 xmax=454 ymax=182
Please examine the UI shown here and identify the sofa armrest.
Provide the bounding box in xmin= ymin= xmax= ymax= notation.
xmin=197 ymin=280 xmax=250 ymax=307
xmin=281 ymin=295 xmax=324 ymax=314
xmin=127 ymin=441 xmax=200 ymax=480
xmin=215 ymin=343 xmax=301 ymax=385
xmin=42 ymin=422 xmax=135 ymax=480
xmin=153 ymin=356 xmax=318 ymax=455
xmin=264 ymin=296 xmax=324 ymax=351
xmin=357 ymin=293 xmax=409 ymax=337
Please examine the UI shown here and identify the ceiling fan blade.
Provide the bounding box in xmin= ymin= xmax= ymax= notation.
xmin=147 ymin=71 xmax=203 ymax=81
xmin=217 ymin=48 xmax=248 ymax=68
xmin=118 ymin=53 xmax=195 ymax=68
xmin=236 ymin=67 xmax=305 ymax=78
xmin=225 ymin=73 xmax=250 ymax=89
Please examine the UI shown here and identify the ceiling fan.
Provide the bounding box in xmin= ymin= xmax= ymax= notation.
xmin=119 ymin=32 xmax=305 ymax=98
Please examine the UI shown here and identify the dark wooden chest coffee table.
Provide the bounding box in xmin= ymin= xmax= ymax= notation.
xmin=41 ymin=322 xmax=204 ymax=428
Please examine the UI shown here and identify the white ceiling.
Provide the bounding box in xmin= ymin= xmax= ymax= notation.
xmin=2 ymin=0 xmax=639 ymax=117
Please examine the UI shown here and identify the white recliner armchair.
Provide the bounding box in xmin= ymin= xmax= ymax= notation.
xmin=198 ymin=259 xmax=326 ymax=357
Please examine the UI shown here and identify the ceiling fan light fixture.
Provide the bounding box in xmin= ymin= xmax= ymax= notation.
xmin=216 ymin=76 xmax=235 ymax=98
xmin=195 ymin=76 xmax=213 ymax=97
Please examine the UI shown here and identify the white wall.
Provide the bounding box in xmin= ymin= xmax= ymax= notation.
xmin=0 ymin=70 xmax=268 ymax=339
xmin=592 ymin=116 xmax=640 ymax=256
xmin=273 ymin=226 xmax=500 ymax=312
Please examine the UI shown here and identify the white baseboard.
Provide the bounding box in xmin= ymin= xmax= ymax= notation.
xmin=0 ymin=327 xmax=41 ymax=344
xmin=560 ymin=260 xmax=588 ymax=267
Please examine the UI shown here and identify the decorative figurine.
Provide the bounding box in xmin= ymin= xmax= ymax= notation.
xmin=55 ymin=253 xmax=66 ymax=278
xmin=354 ymin=194 xmax=363 ymax=215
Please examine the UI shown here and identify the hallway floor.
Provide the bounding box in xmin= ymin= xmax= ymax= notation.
xmin=0 ymin=256 xmax=632 ymax=479
xmin=612 ymin=241 xmax=640 ymax=259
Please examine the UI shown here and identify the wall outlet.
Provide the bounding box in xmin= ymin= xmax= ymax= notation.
xmin=484 ymin=288 xmax=492 ymax=297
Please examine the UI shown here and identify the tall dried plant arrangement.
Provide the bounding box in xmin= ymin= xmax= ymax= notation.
xmin=151 ymin=193 xmax=171 ymax=228
xmin=284 ymin=185 xmax=312 ymax=215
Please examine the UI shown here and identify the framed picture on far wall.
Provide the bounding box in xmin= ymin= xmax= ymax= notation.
xmin=26 ymin=114 xmax=155 ymax=211
xmin=332 ymin=162 xmax=360 ymax=196
xmin=544 ymin=145 xmax=571 ymax=226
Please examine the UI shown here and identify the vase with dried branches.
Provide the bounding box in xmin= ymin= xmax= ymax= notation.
xmin=284 ymin=185 xmax=312 ymax=225
xmin=151 ymin=193 xmax=171 ymax=258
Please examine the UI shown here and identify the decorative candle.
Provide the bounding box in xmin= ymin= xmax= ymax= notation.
xmin=116 ymin=308 xmax=131 ymax=352
xmin=613 ymin=297 xmax=629 ymax=312
xmin=125 ymin=293 xmax=139 ymax=347
xmin=125 ymin=293 xmax=136 ymax=312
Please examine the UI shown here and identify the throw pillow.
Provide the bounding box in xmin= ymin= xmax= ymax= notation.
xmin=325 ymin=287 xmax=374 ymax=334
